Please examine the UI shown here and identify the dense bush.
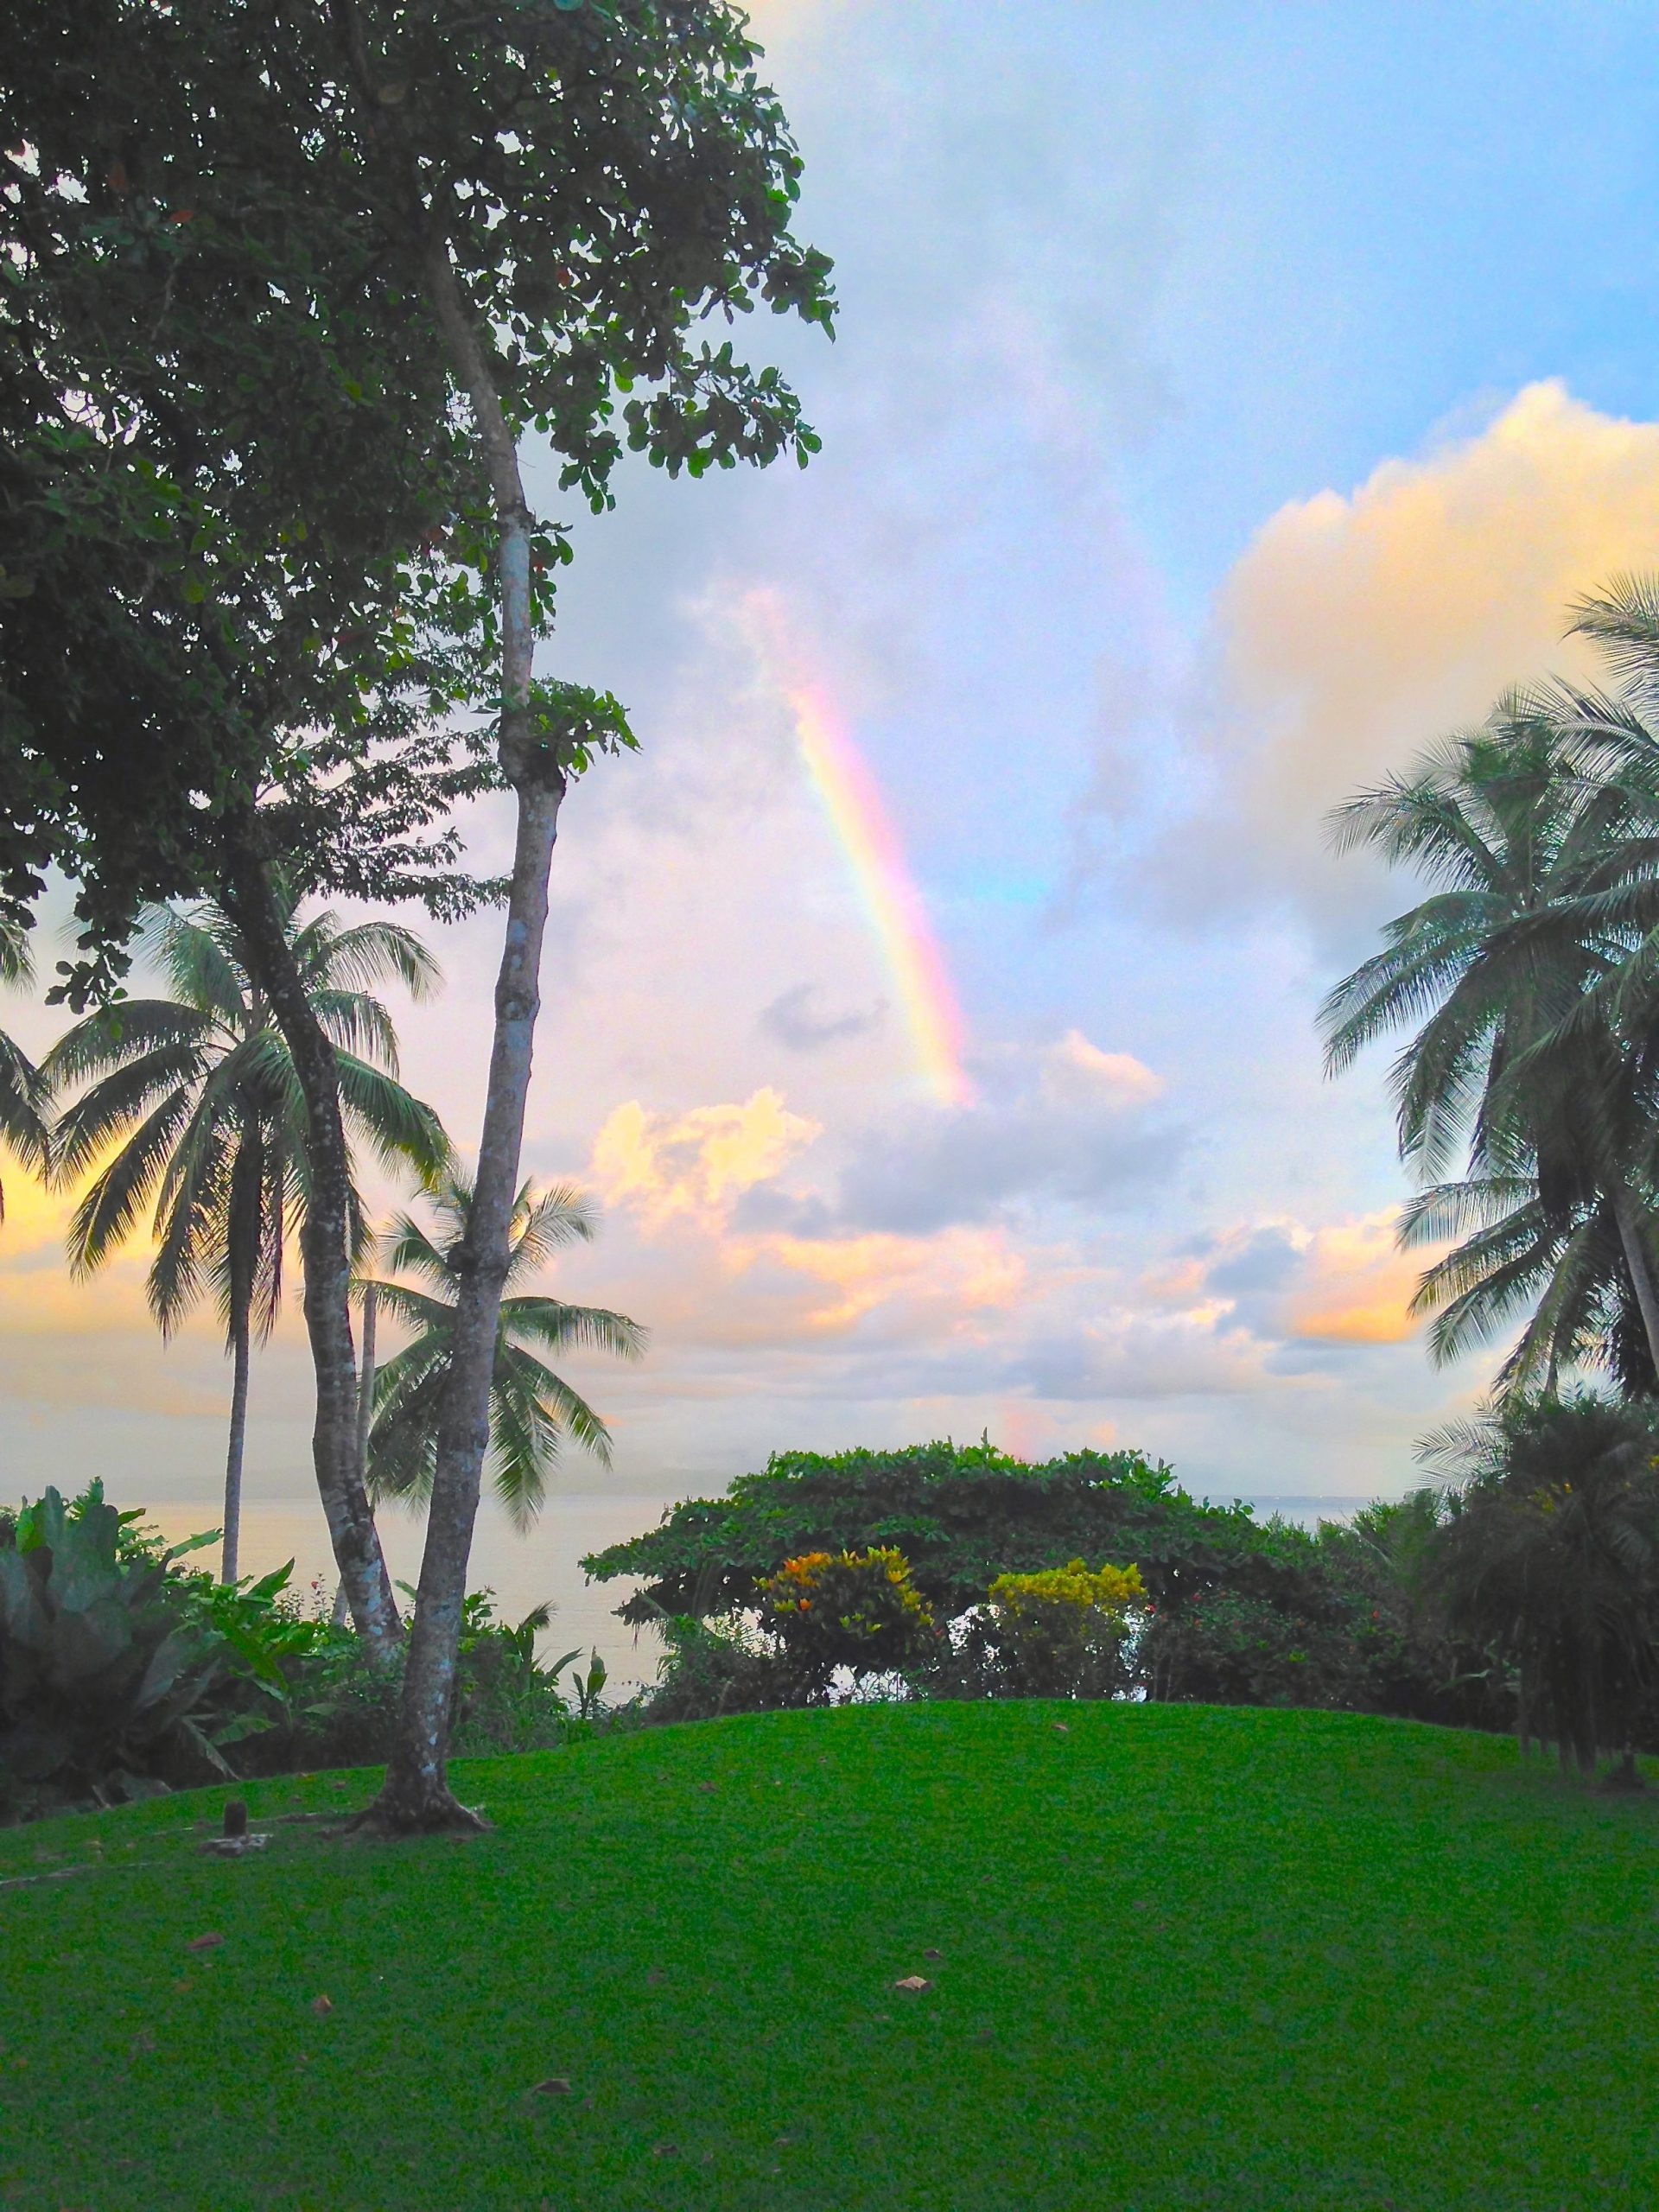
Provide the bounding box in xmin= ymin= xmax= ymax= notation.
xmin=645 ymin=1613 xmax=808 ymax=1724
xmin=757 ymin=1548 xmax=937 ymax=1691
xmin=980 ymin=1559 xmax=1144 ymax=1699
xmin=1 ymin=1484 xmax=616 ymax=1821
xmin=0 ymin=1484 xmax=277 ymax=1819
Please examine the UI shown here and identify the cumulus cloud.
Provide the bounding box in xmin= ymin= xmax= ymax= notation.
xmin=589 ymin=1090 xmax=822 ymax=1230
xmin=1173 ymin=381 xmax=1659 ymax=936
xmin=1169 ymin=1210 xmax=1437 ymax=1356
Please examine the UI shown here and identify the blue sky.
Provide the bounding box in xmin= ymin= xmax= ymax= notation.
xmin=9 ymin=0 xmax=1659 ymax=1618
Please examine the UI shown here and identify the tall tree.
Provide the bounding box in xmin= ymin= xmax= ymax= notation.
xmin=3 ymin=1 xmax=496 ymax=1648
xmin=1323 ymin=702 xmax=1659 ymax=1382
xmin=47 ymin=901 xmax=449 ymax=1582
xmin=365 ymin=1170 xmax=644 ymax=1530
xmin=310 ymin=0 xmax=834 ymax=1831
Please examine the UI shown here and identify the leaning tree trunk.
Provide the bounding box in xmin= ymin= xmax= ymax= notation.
xmin=220 ymin=1310 xmax=251 ymax=1586
xmin=365 ymin=230 xmax=564 ymax=1834
xmin=1611 ymin=1181 xmax=1659 ymax=1381
xmin=219 ymin=828 xmax=400 ymax=1655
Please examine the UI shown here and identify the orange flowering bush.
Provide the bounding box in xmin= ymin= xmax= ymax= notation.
xmin=757 ymin=1547 xmax=937 ymax=1686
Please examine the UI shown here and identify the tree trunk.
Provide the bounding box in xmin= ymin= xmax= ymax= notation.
xmin=334 ymin=1281 xmax=381 ymax=1627
xmin=365 ymin=227 xmax=561 ymax=1834
xmin=1611 ymin=1181 xmax=1659 ymax=1381
xmin=221 ymin=1312 xmax=251 ymax=1586
xmin=219 ymin=828 xmax=399 ymax=1656
xmin=356 ymin=1278 xmax=379 ymax=1483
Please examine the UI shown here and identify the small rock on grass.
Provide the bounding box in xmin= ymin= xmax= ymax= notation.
xmin=893 ymin=1975 xmax=931 ymax=1993
xmin=310 ymin=1994 xmax=334 ymax=2018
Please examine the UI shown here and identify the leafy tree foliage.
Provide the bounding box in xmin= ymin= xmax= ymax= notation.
xmin=601 ymin=1441 xmax=1512 ymax=1730
xmin=585 ymin=1439 xmax=1265 ymax=1624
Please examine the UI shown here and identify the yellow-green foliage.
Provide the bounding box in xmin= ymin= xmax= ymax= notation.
xmin=987 ymin=1559 xmax=1146 ymax=1697
xmin=758 ymin=1548 xmax=936 ymax=1681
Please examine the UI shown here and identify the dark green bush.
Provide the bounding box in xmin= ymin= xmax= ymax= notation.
xmin=644 ymin=1614 xmax=808 ymax=1723
xmin=0 ymin=1484 xmax=266 ymax=1818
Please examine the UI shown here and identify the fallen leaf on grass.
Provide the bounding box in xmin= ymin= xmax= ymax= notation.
xmin=695 ymin=1782 xmax=716 ymax=1795
xmin=893 ymin=1976 xmax=931 ymax=1993
xmin=185 ymin=1933 xmax=224 ymax=1953
xmin=651 ymin=2143 xmax=679 ymax=2158
xmin=923 ymin=1948 xmax=943 ymax=1960
xmin=310 ymin=1995 xmax=334 ymax=2018
xmin=531 ymin=2078 xmax=572 ymax=2097
xmin=1051 ymin=1722 xmax=1070 ymax=1735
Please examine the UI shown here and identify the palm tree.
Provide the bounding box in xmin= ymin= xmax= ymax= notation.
xmin=1323 ymin=701 xmax=1659 ymax=1386
xmin=46 ymin=900 xmax=450 ymax=1582
xmin=0 ymin=918 xmax=48 ymax=1220
xmin=1398 ymin=1170 xmax=1656 ymax=1397
xmin=365 ymin=1168 xmax=645 ymax=1530
xmin=1419 ymin=1392 xmax=1659 ymax=1776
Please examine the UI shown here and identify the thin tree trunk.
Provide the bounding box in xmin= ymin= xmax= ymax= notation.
xmin=219 ymin=828 xmax=399 ymax=1656
xmin=365 ymin=228 xmax=563 ymax=1833
xmin=334 ymin=1281 xmax=381 ymax=1627
xmin=1611 ymin=1181 xmax=1659 ymax=1381
xmin=221 ymin=1313 xmax=251 ymax=1586
xmin=356 ymin=1278 xmax=379 ymax=1482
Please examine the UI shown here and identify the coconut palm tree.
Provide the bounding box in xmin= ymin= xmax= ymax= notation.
xmin=0 ymin=917 xmax=48 ymax=1221
xmin=46 ymin=901 xmax=450 ymax=1582
xmin=1419 ymin=1392 xmax=1659 ymax=1776
xmin=1398 ymin=1170 xmax=1656 ymax=1397
xmin=1323 ymin=701 xmax=1659 ymax=1383
xmin=365 ymin=1168 xmax=645 ymax=1530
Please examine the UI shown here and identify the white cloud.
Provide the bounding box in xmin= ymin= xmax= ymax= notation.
xmin=1170 ymin=381 xmax=1659 ymax=937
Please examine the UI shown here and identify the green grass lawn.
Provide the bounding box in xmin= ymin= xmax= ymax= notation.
xmin=1 ymin=1701 xmax=1655 ymax=2212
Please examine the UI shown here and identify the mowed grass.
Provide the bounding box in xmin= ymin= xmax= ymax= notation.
xmin=2 ymin=1703 xmax=1656 ymax=2212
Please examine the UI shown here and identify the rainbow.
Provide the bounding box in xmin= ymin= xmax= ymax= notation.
xmin=785 ymin=676 xmax=972 ymax=1109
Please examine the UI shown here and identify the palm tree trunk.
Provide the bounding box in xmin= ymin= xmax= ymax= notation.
xmin=334 ymin=1281 xmax=380 ymax=1627
xmin=221 ymin=1311 xmax=251 ymax=1586
xmin=219 ymin=830 xmax=399 ymax=1657
xmin=366 ymin=226 xmax=563 ymax=1834
xmin=1611 ymin=1181 xmax=1659 ymax=1382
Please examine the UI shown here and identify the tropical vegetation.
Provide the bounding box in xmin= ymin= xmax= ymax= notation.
xmin=45 ymin=901 xmax=449 ymax=1583
xmin=365 ymin=1170 xmax=645 ymax=1531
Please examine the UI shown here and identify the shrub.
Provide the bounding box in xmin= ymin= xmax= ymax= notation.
xmin=644 ymin=1613 xmax=807 ymax=1723
xmin=0 ymin=1484 xmax=262 ymax=1818
xmin=758 ymin=1548 xmax=937 ymax=1691
xmin=983 ymin=1559 xmax=1145 ymax=1698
